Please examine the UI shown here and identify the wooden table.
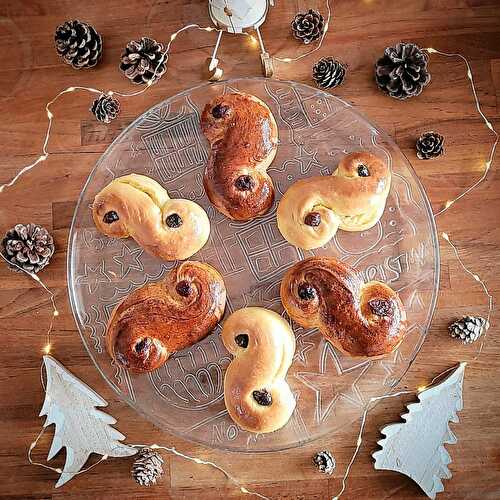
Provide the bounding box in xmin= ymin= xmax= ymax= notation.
xmin=1 ymin=1 xmax=499 ymax=498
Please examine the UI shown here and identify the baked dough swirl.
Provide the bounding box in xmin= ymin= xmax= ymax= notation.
xmin=92 ymin=174 xmax=210 ymax=261
xmin=221 ymin=307 xmax=296 ymax=433
xmin=277 ymin=152 xmax=391 ymax=249
xmin=201 ymin=93 xmax=278 ymax=221
xmin=281 ymin=257 xmax=407 ymax=358
xmin=106 ymin=261 xmax=226 ymax=372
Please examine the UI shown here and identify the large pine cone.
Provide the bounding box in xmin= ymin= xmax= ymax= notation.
xmin=2 ymin=224 xmax=55 ymax=273
xmin=313 ymin=57 xmax=346 ymax=89
xmin=119 ymin=37 xmax=166 ymax=85
xmin=131 ymin=448 xmax=164 ymax=486
xmin=375 ymin=42 xmax=431 ymax=100
xmin=291 ymin=9 xmax=324 ymax=45
xmin=54 ymin=20 xmax=102 ymax=69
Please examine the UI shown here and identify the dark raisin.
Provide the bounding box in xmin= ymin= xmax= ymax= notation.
xmin=298 ymin=283 xmax=317 ymax=300
xmin=166 ymin=213 xmax=182 ymax=228
xmin=103 ymin=211 xmax=119 ymax=224
xmin=235 ymin=175 xmax=253 ymax=191
xmin=235 ymin=334 xmax=249 ymax=348
xmin=304 ymin=212 xmax=321 ymax=227
xmin=212 ymin=103 xmax=229 ymax=119
xmin=135 ymin=337 xmax=152 ymax=354
xmin=368 ymin=299 xmax=393 ymax=317
xmin=357 ymin=164 xmax=370 ymax=177
xmin=252 ymin=389 xmax=272 ymax=406
xmin=176 ymin=280 xmax=191 ymax=297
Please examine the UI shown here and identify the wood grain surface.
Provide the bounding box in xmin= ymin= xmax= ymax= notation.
xmin=0 ymin=1 xmax=499 ymax=499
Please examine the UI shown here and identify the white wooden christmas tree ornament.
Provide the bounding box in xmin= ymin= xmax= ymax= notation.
xmin=40 ymin=355 xmax=136 ymax=487
xmin=372 ymin=362 xmax=467 ymax=499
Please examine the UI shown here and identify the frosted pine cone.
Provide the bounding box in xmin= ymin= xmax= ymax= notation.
xmin=54 ymin=20 xmax=102 ymax=69
xmin=313 ymin=450 xmax=335 ymax=475
xmin=91 ymin=94 xmax=120 ymax=123
xmin=375 ymin=42 xmax=431 ymax=99
xmin=449 ymin=316 xmax=489 ymax=344
xmin=132 ymin=448 xmax=164 ymax=486
xmin=313 ymin=57 xmax=346 ymax=89
xmin=119 ymin=37 xmax=166 ymax=85
xmin=2 ymin=223 xmax=55 ymax=273
xmin=416 ymin=131 xmax=444 ymax=160
xmin=291 ymin=10 xmax=324 ymax=45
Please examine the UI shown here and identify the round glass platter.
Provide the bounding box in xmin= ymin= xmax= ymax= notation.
xmin=68 ymin=78 xmax=439 ymax=452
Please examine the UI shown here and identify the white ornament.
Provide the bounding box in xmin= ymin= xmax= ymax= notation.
xmin=40 ymin=355 xmax=136 ymax=487
xmin=372 ymin=362 xmax=466 ymax=499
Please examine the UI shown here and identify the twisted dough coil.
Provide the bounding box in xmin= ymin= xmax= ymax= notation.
xmin=106 ymin=261 xmax=226 ymax=373
xmin=201 ymin=93 xmax=279 ymax=221
xmin=92 ymin=174 xmax=210 ymax=261
xmin=277 ymin=152 xmax=391 ymax=250
xmin=281 ymin=257 xmax=407 ymax=358
xmin=221 ymin=307 xmax=296 ymax=433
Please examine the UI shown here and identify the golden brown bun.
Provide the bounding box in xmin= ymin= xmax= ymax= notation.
xmin=221 ymin=307 xmax=296 ymax=433
xmin=280 ymin=257 xmax=406 ymax=357
xmin=277 ymin=152 xmax=391 ymax=249
xmin=201 ymin=93 xmax=278 ymax=221
xmin=106 ymin=261 xmax=226 ymax=373
xmin=92 ymin=174 xmax=210 ymax=261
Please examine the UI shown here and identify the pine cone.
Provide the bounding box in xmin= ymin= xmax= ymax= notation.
xmin=2 ymin=224 xmax=55 ymax=273
xmin=416 ymin=131 xmax=444 ymax=160
xmin=91 ymin=94 xmax=120 ymax=123
xmin=54 ymin=20 xmax=102 ymax=69
xmin=132 ymin=448 xmax=164 ymax=486
xmin=312 ymin=450 xmax=335 ymax=475
xmin=375 ymin=42 xmax=431 ymax=100
xmin=119 ymin=37 xmax=166 ymax=85
xmin=313 ymin=57 xmax=346 ymax=89
xmin=449 ymin=316 xmax=489 ymax=344
xmin=291 ymin=9 xmax=324 ymax=45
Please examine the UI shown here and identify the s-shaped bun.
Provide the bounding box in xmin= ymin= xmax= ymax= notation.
xmin=92 ymin=174 xmax=210 ymax=261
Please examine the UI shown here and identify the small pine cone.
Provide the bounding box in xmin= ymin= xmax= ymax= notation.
xmin=120 ymin=37 xmax=166 ymax=85
xmin=313 ymin=57 xmax=346 ymax=89
xmin=132 ymin=448 xmax=164 ymax=486
xmin=313 ymin=450 xmax=335 ymax=475
xmin=91 ymin=94 xmax=120 ymax=123
xmin=449 ymin=316 xmax=489 ymax=344
xmin=2 ymin=224 xmax=55 ymax=273
xmin=54 ymin=20 xmax=102 ymax=69
xmin=416 ymin=131 xmax=444 ymax=160
xmin=375 ymin=42 xmax=431 ymax=100
xmin=291 ymin=9 xmax=324 ymax=45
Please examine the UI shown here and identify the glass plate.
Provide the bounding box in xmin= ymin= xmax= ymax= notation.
xmin=68 ymin=78 xmax=439 ymax=452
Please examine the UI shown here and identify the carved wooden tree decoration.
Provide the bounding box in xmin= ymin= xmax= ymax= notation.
xmin=40 ymin=356 xmax=137 ymax=487
xmin=372 ymin=362 xmax=466 ymax=499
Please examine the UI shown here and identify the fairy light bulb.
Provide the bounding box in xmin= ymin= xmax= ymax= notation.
xmin=43 ymin=344 xmax=51 ymax=355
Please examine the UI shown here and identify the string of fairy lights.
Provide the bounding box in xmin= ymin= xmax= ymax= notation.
xmin=0 ymin=4 xmax=496 ymax=498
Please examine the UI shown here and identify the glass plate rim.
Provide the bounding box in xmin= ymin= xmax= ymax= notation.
xmin=67 ymin=77 xmax=440 ymax=453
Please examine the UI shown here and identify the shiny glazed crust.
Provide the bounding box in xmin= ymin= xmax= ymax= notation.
xmin=280 ymin=257 xmax=407 ymax=357
xmin=106 ymin=261 xmax=226 ymax=372
xmin=277 ymin=152 xmax=391 ymax=249
xmin=221 ymin=307 xmax=296 ymax=433
xmin=92 ymin=174 xmax=210 ymax=261
xmin=201 ymin=93 xmax=278 ymax=221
